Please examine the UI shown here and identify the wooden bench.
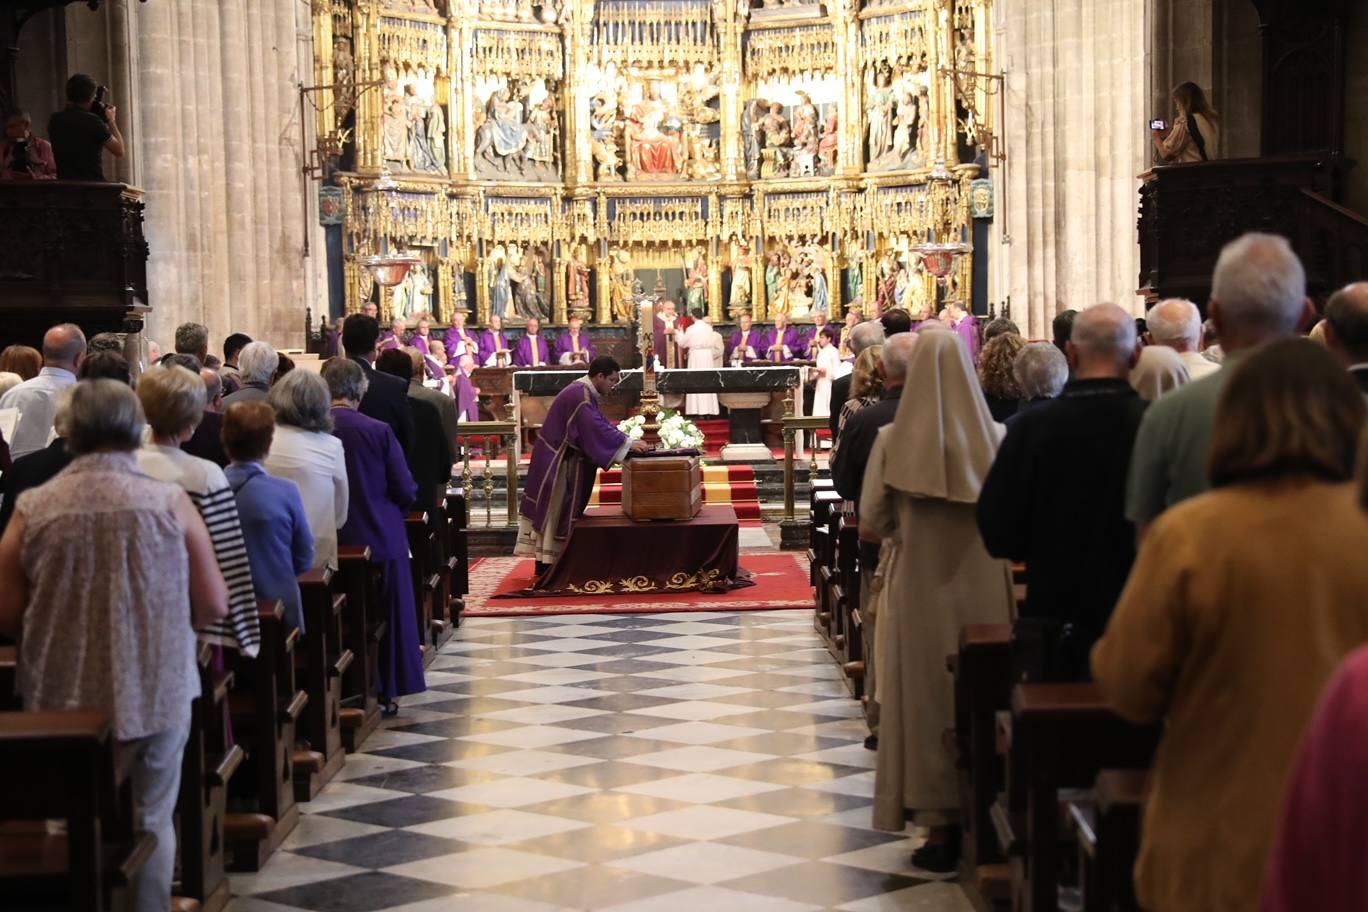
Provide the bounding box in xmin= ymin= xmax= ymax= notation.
xmin=226 ymin=600 xmax=305 ymax=871
xmin=334 ymin=546 xmax=383 ymax=752
xmin=997 ymin=683 xmax=1158 ymax=912
xmin=445 ymin=486 xmax=469 ymax=626
xmin=0 ymin=710 xmax=157 ymax=911
xmin=1066 ymin=769 xmax=1148 ymax=912
xmin=294 ymin=570 xmax=351 ymax=800
xmin=427 ymin=493 xmax=456 ymax=651
xmin=406 ymin=512 xmax=441 ymax=669
xmin=176 ymin=645 xmax=243 ymax=912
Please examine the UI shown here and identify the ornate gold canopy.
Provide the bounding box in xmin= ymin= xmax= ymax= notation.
xmin=314 ymin=0 xmax=993 ymax=325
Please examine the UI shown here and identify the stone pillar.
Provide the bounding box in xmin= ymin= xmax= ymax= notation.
xmin=1000 ymin=0 xmax=1147 ymax=337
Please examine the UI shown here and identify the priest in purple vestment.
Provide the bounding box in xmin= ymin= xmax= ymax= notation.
xmin=940 ymin=303 xmax=981 ymax=364
xmin=515 ymin=356 xmax=650 ymax=576
xmin=321 ymin=358 xmax=425 ymax=712
xmin=728 ymin=313 xmax=760 ymax=366
xmin=479 ymin=313 xmax=512 ymax=367
xmin=444 ymin=307 xmax=480 ymax=363
xmin=455 ymin=354 xmax=480 ymax=421
xmin=513 ymin=317 xmax=551 ymax=367
xmin=378 ymin=317 xmax=408 ymax=353
xmin=764 ymin=312 xmax=803 ymax=362
xmin=652 ymin=300 xmax=686 ymax=369
xmin=555 ymin=314 xmax=596 ymax=365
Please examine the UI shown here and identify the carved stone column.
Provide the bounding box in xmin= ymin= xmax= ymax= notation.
xmin=834 ymin=0 xmax=863 ymax=176
xmin=355 ymin=2 xmax=383 ymax=174
xmin=563 ymin=4 xmax=591 ymax=186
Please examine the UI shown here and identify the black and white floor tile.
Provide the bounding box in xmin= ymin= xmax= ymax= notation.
xmin=225 ymin=610 xmax=975 ymax=912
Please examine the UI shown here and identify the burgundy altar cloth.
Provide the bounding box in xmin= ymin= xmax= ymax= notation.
xmin=497 ymin=504 xmax=752 ymax=598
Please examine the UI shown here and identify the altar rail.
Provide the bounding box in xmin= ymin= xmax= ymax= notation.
xmin=456 ymin=420 xmax=519 ymax=528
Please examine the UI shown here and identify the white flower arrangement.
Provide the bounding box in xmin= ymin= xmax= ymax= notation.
xmin=617 ymin=410 xmax=705 ymax=451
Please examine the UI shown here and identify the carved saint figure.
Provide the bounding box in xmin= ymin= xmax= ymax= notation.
xmin=627 ymin=81 xmax=681 ymax=177
xmin=566 ymin=246 xmax=590 ymax=314
xmin=610 ymin=249 xmax=636 ymax=322
xmin=817 ymin=110 xmax=839 ymax=171
xmin=866 ymin=65 xmax=895 ymax=162
xmin=729 ymin=247 xmax=753 ymax=316
xmin=683 ymin=246 xmax=709 ymax=317
xmin=742 ymin=97 xmax=767 ymax=179
xmin=487 ymin=245 xmax=513 ymax=320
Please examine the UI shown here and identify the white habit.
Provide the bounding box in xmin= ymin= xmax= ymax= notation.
xmin=676 ymin=322 xmax=721 ymax=416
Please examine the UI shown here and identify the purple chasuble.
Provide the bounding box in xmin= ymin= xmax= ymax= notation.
xmin=519 ymin=378 xmax=630 ymax=540
xmin=763 ymin=326 xmax=803 ymax=362
xmin=445 ymin=326 xmax=480 ymax=361
xmin=514 ymin=334 xmax=549 ymax=367
xmin=479 ymin=330 xmax=510 ymax=366
xmin=554 ymin=332 xmax=596 ymax=363
xmin=455 ymin=372 xmax=479 ymax=420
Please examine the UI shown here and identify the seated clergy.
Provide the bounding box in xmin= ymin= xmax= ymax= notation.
xmin=556 ymin=314 xmax=596 ymax=365
xmin=764 ymin=312 xmax=802 ymax=362
xmin=728 ymin=313 xmax=760 ymax=366
xmin=515 ymin=356 xmax=650 ymax=576
xmin=444 ymin=306 xmax=480 ymax=363
xmin=454 ymin=353 xmax=480 ymax=421
xmin=514 ymin=317 xmax=550 ymax=367
xmin=378 ymin=316 xmax=408 ymax=352
xmin=804 ymin=311 xmax=832 ymax=359
xmin=977 ymin=303 xmax=1145 ymax=680
xmin=480 ymin=313 xmax=512 ymax=367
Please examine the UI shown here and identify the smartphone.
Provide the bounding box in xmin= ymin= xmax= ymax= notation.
xmin=1150 ymin=118 xmax=1167 ymax=131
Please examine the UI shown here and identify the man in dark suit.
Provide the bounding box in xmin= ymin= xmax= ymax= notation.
xmin=164 ymin=354 xmax=229 ymax=467
xmin=342 ymin=314 xmax=416 ymax=460
xmin=827 ymin=319 xmax=886 ymax=437
xmin=1322 ymin=282 xmax=1368 ymax=395
xmin=375 ymin=348 xmax=452 ymax=524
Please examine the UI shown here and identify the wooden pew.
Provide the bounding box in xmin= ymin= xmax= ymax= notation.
xmin=176 ymin=645 xmax=243 ymax=912
xmin=294 ymin=570 xmax=351 ymax=800
xmin=427 ymin=493 xmax=456 ymax=651
xmin=225 ymin=600 xmax=304 ymax=871
xmin=334 ymin=546 xmax=383 ymax=752
xmin=0 ymin=711 xmax=157 ymax=911
xmin=836 ymin=517 xmax=862 ymax=669
xmin=998 ymin=683 xmax=1159 ymax=912
xmin=1066 ymin=769 xmax=1148 ymax=912
xmin=445 ymin=486 xmax=469 ymax=626
xmin=406 ymin=512 xmax=441 ymax=668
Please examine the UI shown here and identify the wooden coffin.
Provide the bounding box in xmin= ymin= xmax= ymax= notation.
xmin=622 ymin=455 xmax=703 ymax=521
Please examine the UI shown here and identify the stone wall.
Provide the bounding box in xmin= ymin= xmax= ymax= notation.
xmin=18 ymin=0 xmax=325 ymax=351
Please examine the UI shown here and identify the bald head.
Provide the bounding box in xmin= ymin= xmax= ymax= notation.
xmin=1147 ymin=298 xmax=1202 ymax=352
xmin=1210 ymin=232 xmax=1310 ymax=349
xmin=200 ymin=368 xmax=224 ymax=413
xmin=881 ymin=332 xmax=916 ymax=383
xmin=43 ymin=323 xmax=87 ymax=371
xmin=1067 ymin=303 xmax=1138 ymax=378
xmin=850 ymin=320 xmax=885 ymax=355
xmin=1323 ymin=282 xmax=1368 ymax=365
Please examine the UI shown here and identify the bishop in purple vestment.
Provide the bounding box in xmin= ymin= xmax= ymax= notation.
xmin=455 ymin=355 xmax=480 ymax=421
xmin=728 ymin=313 xmax=760 ymax=365
xmin=378 ymin=317 xmax=408 ymax=353
xmin=513 ymin=318 xmax=551 ymax=367
xmin=763 ymin=314 xmax=803 ymax=362
xmin=515 ymin=357 xmax=648 ymax=574
xmin=554 ymin=315 xmax=596 ymax=365
xmin=326 ymin=359 xmax=426 ymax=707
xmin=941 ymin=305 xmax=981 ymax=364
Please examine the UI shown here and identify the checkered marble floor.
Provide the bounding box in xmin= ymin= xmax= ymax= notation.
xmin=225 ymin=610 xmax=974 ymax=912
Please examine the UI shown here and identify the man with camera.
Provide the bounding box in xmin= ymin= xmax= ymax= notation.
xmin=48 ymin=73 xmax=124 ymax=181
xmin=0 ymin=111 xmax=57 ymax=180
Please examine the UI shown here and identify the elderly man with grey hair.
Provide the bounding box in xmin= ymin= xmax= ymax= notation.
xmin=830 ymin=330 xmax=915 ymax=748
xmin=222 ymin=341 xmax=280 ymax=408
xmin=1321 ymin=282 xmax=1368 ymax=395
xmin=1126 ymin=232 xmax=1312 ymax=539
xmin=174 ymin=322 xmax=210 ymax=364
xmin=1010 ymin=342 xmax=1069 ymax=422
xmin=977 ymin=303 xmax=1147 ymax=680
xmin=1145 ymin=298 xmax=1218 ymax=380
xmin=828 ymin=319 xmax=888 ymax=436
xmin=0 ymin=323 xmax=86 ymax=458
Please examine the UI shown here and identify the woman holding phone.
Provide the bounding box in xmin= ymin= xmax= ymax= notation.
xmin=1152 ymin=81 xmax=1219 ymax=163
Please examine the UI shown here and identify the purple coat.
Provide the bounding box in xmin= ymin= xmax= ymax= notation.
xmin=554 ymin=331 xmax=596 ymax=364
xmin=445 ymin=326 xmax=480 ymax=362
xmin=331 ymin=406 xmax=417 ymax=561
xmin=519 ymin=378 xmax=629 ymax=539
xmin=455 ymin=372 xmax=479 ymax=421
xmin=727 ymin=328 xmax=760 ymax=363
xmin=763 ymin=326 xmax=803 ymax=362
xmin=513 ymin=333 xmax=551 ymax=367
xmin=479 ymin=330 xmax=511 ymax=366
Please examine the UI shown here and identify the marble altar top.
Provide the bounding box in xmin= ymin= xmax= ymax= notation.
xmin=513 ymin=366 xmax=801 ymax=395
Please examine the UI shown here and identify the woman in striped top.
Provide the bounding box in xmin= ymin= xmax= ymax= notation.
xmin=135 ymin=364 xmax=261 ymax=656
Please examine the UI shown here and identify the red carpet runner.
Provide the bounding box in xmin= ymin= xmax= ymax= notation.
xmin=464 ymin=552 xmax=810 ymax=617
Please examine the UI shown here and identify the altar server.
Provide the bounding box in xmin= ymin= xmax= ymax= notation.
xmin=479 ymin=313 xmax=511 ymax=367
xmin=515 ymin=356 xmax=649 ymax=576
xmin=676 ymin=314 xmax=721 ymax=416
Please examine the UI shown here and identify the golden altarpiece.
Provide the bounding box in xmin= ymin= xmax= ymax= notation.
xmin=311 ymin=0 xmax=994 ymax=339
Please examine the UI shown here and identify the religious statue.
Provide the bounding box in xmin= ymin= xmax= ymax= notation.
xmin=487 ymin=244 xmax=513 ymax=320
xmin=742 ymin=98 xmax=766 ymax=179
xmin=866 ymin=65 xmax=895 ymax=165
xmin=791 ymin=92 xmax=820 ymax=159
xmin=609 ymin=248 xmax=636 ymax=322
xmin=817 ymin=110 xmax=838 ymax=171
xmin=758 ymin=101 xmax=793 ymax=177
xmin=511 ymin=245 xmax=551 ymax=322
xmin=332 ymin=36 xmax=355 ymax=129
xmin=728 ymin=245 xmax=753 ymax=316
xmin=683 ymin=246 xmax=708 ymax=317
xmin=380 ymin=63 xmax=447 ymax=175
xmin=474 ymin=78 xmax=560 ymax=181
xmin=805 ymin=246 xmax=830 ymax=316
xmin=427 ymin=101 xmax=447 ymax=172
xmin=566 ymin=245 xmax=590 ymax=316
xmin=589 ymin=94 xmax=622 ymax=181
xmin=626 ymin=81 xmax=681 ymax=179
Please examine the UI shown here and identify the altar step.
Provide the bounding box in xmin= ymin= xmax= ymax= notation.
xmin=695 ymin=418 xmax=731 ymax=453
xmin=590 ymin=464 xmax=762 ymax=521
